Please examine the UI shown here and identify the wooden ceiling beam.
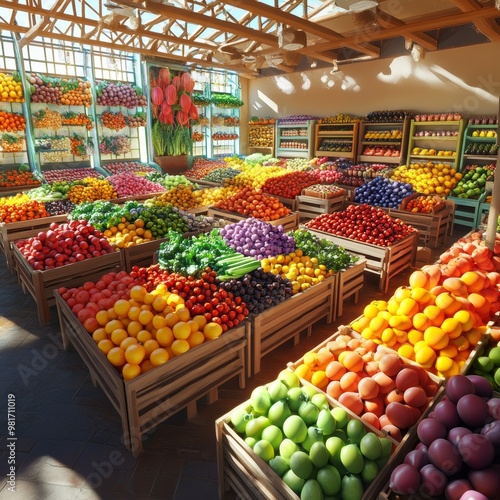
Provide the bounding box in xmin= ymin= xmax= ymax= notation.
xmin=310 ymin=6 xmax=500 ymax=52
xmin=376 ymin=11 xmax=438 ymax=51
xmin=450 ymin=0 xmax=500 ymax=42
xmin=473 ymin=17 xmax=500 ymax=41
xmin=0 ymin=21 xmax=259 ymax=77
xmin=220 ymin=0 xmax=380 ymax=58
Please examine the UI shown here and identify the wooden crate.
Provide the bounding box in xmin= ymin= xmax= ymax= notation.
xmin=447 ymin=193 xmax=486 ymax=232
xmin=12 ymin=245 xmax=122 ymax=325
xmin=388 ymin=203 xmax=453 ymax=248
xmin=336 ymin=258 xmax=366 ymax=318
xmin=119 ymin=238 xmax=166 ymax=272
xmin=478 ymin=201 xmax=491 ymax=227
xmin=216 ymin=380 xmax=399 ymax=500
xmin=111 ymin=191 xmax=165 ymax=204
xmin=0 ymin=215 xmax=68 ymax=272
xmin=55 ymin=290 xmax=248 ymax=457
xmin=274 ymin=195 xmax=298 ymax=212
xmin=296 ymin=194 xmax=346 ymax=222
xmin=206 ymin=208 xmax=299 ymax=232
xmin=249 ymin=274 xmax=337 ymax=376
xmin=304 ymin=228 xmax=418 ymax=293
xmin=186 ymin=205 xmax=211 ymax=216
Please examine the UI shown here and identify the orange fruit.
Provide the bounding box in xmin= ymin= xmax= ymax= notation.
xmin=172 ymin=321 xmax=191 ymax=340
xmin=192 ymin=315 xmax=207 ymax=330
xmin=130 ymin=285 xmax=147 ymax=302
xmin=171 ymin=339 xmax=190 ymax=356
xmin=152 ymin=295 xmax=168 ymax=312
xmin=95 ymin=310 xmax=110 ymax=326
xmin=187 ymin=330 xmax=205 ymax=348
xmin=122 ymin=363 xmax=141 ymax=381
xmin=156 ymin=326 xmax=174 ymax=347
xmin=166 ymin=294 xmax=184 ymax=307
xmin=138 ymin=309 xmax=154 ymax=326
xmin=120 ymin=336 xmax=138 ymax=350
xmin=150 ymin=348 xmax=169 ymax=366
xmin=165 ymin=312 xmax=180 ymax=327
xmin=113 ymin=299 xmax=131 ymax=317
xmin=107 ymin=347 xmax=126 ymax=367
xmin=111 ymin=328 xmax=129 ymax=346
xmin=140 ymin=359 xmax=154 ymax=373
xmin=143 ymin=339 xmax=160 ymax=357
xmin=104 ymin=319 xmax=124 ymax=335
xmin=203 ymin=322 xmax=223 ymax=340
xmin=125 ymin=344 xmax=146 ymax=364
xmin=127 ymin=306 xmax=141 ymax=321
xmin=92 ymin=328 xmax=107 ymax=343
xmin=143 ymin=292 xmax=156 ymax=305
xmin=136 ymin=330 xmax=153 ymax=343
xmin=187 ymin=320 xmax=200 ymax=333
xmin=127 ymin=320 xmax=143 ymax=337
xmin=152 ymin=315 xmax=167 ymax=330
xmin=176 ymin=306 xmax=190 ymax=322
xmin=98 ymin=339 xmax=114 ymax=355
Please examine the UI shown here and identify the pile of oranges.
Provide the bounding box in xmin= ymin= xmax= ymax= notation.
xmin=86 ymin=284 xmax=224 ymax=380
xmin=0 ymin=111 xmax=26 ymax=132
xmin=103 ymin=219 xmax=154 ymax=249
xmin=67 ymin=177 xmax=117 ymax=204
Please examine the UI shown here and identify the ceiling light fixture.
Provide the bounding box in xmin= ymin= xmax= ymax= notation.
xmin=310 ymin=60 xmax=317 ymax=68
xmin=411 ymin=43 xmax=425 ymax=62
xmin=278 ymin=26 xmax=307 ymax=51
xmin=334 ymin=0 xmax=378 ymax=13
xmin=330 ymin=60 xmax=339 ymax=74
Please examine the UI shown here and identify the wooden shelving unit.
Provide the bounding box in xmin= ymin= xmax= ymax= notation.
xmin=275 ymin=120 xmax=315 ymax=159
xmin=406 ymin=119 xmax=465 ymax=170
xmin=314 ymin=121 xmax=359 ymax=159
xmin=357 ymin=116 xmax=410 ymax=165
xmin=247 ymin=123 xmax=275 ymax=156
xmin=460 ymin=120 xmax=498 ymax=170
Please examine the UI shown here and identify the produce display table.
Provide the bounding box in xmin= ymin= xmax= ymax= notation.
xmin=388 ymin=201 xmax=454 ymax=248
xmin=206 ymin=208 xmax=299 ymax=232
xmin=0 ymin=214 xmax=68 ymax=272
xmin=249 ymin=274 xmax=337 ymax=376
xmin=296 ymin=194 xmax=347 ymax=222
xmin=304 ymin=228 xmax=418 ymax=293
xmin=336 ymin=258 xmax=366 ymax=318
xmin=55 ymin=290 xmax=248 ymax=457
xmin=215 ymin=378 xmax=398 ymax=500
xmin=12 ymin=245 xmax=122 ymax=325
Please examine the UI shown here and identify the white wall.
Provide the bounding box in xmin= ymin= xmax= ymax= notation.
xmin=247 ymin=42 xmax=500 ymax=119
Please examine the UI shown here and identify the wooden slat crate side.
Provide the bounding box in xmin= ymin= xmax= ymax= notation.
xmin=120 ymin=239 xmax=165 ymax=273
xmin=250 ymin=276 xmax=337 ymax=374
xmin=129 ymin=337 xmax=247 ymax=456
xmin=12 ymin=245 xmax=122 ymax=325
xmin=216 ymin=407 xmax=301 ymax=500
xmin=129 ymin=324 xmax=247 ymax=411
xmin=54 ymin=292 xmax=129 ymax=437
xmin=110 ymin=192 xmax=165 ymax=205
xmin=185 ymin=205 xmax=210 ymax=216
xmin=337 ymin=259 xmax=366 ymax=318
xmin=273 ymin=195 xmax=298 ymax=212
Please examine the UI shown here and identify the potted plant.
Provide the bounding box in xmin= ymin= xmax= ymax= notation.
xmin=150 ymin=67 xmax=198 ymax=173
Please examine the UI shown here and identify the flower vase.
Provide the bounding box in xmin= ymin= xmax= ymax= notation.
xmin=154 ymin=155 xmax=190 ymax=175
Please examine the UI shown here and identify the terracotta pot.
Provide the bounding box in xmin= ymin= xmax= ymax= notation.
xmin=154 ymin=155 xmax=190 ymax=175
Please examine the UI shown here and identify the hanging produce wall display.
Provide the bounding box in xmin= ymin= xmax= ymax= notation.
xmin=95 ymin=80 xmax=147 ymax=162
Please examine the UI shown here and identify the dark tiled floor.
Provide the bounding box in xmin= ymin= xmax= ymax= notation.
xmin=0 ymin=230 xmax=464 ymax=499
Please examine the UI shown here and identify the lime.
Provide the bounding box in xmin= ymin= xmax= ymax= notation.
xmin=269 ymin=456 xmax=289 ymax=477
xmin=290 ymin=450 xmax=314 ymax=480
xmin=489 ymin=346 xmax=500 ymax=367
xmin=300 ymin=479 xmax=324 ymax=500
xmin=253 ymin=439 xmax=274 ymax=462
xmin=283 ymin=469 xmax=305 ymax=495
xmin=261 ymin=425 xmax=283 ymax=452
xmin=316 ymin=465 xmax=341 ymax=496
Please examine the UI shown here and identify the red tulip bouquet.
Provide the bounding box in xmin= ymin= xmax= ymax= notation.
xmin=150 ymin=67 xmax=198 ymax=156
